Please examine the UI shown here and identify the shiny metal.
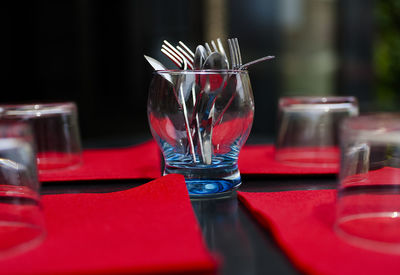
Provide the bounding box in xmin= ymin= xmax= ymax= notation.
xmin=161 ymin=40 xmax=194 ymax=70
xmin=233 ymin=38 xmax=242 ymax=68
xmin=204 ymin=42 xmax=212 ymax=55
xmin=203 ymin=52 xmax=229 ymax=70
xmin=199 ymin=52 xmax=229 ymax=164
xmin=194 ymin=45 xmax=208 ymax=70
xmin=227 ymin=38 xmax=242 ymax=70
xmin=239 ymin=55 xmax=275 ymax=70
xmin=143 ymin=55 xmax=168 ymax=71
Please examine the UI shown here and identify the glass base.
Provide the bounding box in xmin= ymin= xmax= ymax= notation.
xmin=164 ymin=165 xmax=242 ymax=198
xmin=186 ymin=179 xmax=241 ymax=198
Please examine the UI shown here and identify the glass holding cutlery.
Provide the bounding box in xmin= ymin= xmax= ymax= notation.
xmin=148 ymin=70 xmax=254 ymax=197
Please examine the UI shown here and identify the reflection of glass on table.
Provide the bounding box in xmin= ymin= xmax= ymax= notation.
xmin=0 ymin=103 xmax=82 ymax=173
xmin=335 ymin=113 xmax=400 ymax=254
xmin=275 ymin=96 xmax=358 ymax=168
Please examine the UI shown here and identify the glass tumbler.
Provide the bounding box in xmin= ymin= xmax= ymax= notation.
xmin=0 ymin=102 xmax=82 ymax=173
xmin=148 ymin=70 xmax=254 ymax=197
xmin=335 ymin=113 xmax=400 ymax=254
xmin=0 ymin=121 xmax=45 ymax=258
xmin=275 ymin=96 xmax=359 ymax=168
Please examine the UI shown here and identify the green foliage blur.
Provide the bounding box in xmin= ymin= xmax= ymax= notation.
xmin=374 ymin=1 xmax=400 ymax=111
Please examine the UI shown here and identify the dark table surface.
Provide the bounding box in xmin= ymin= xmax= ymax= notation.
xmin=41 ymin=136 xmax=339 ymax=275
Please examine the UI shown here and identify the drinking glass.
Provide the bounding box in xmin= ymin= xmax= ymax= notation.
xmin=275 ymin=96 xmax=358 ymax=168
xmin=148 ymin=70 xmax=254 ymax=197
xmin=335 ymin=113 xmax=400 ymax=254
xmin=0 ymin=102 xmax=82 ymax=173
xmin=0 ymin=121 xmax=45 ymax=258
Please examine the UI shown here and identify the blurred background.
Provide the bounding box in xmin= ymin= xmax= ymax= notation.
xmin=3 ymin=0 xmax=400 ymax=146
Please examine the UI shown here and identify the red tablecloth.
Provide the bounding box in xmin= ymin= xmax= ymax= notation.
xmin=0 ymin=175 xmax=217 ymax=275
xmin=237 ymin=189 xmax=400 ymax=275
xmin=39 ymin=141 xmax=336 ymax=182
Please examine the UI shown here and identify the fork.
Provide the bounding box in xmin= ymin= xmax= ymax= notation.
xmin=161 ymin=40 xmax=198 ymax=161
xmin=161 ymin=40 xmax=194 ymax=70
xmin=227 ymin=38 xmax=242 ymax=70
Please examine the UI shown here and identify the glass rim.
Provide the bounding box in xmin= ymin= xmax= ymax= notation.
xmin=279 ymin=96 xmax=358 ymax=105
xmin=341 ymin=113 xmax=400 ymax=142
xmin=153 ymin=69 xmax=249 ymax=75
xmin=0 ymin=102 xmax=77 ymax=117
xmin=343 ymin=112 xmax=400 ymax=128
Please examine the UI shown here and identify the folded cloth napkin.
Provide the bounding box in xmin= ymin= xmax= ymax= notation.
xmin=237 ymin=188 xmax=400 ymax=275
xmin=39 ymin=140 xmax=161 ymax=182
xmin=238 ymin=145 xmax=338 ymax=175
xmin=0 ymin=174 xmax=217 ymax=275
xmin=40 ymin=141 xmax=336 ymax=183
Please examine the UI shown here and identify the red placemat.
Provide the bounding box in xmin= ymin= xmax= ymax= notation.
xmin=238 ymin=144 xmax=338 ymax=175
xmin=39 ymin=140 xmax=162 ymax=182
xmin=237 ymin=189 xmax=400 ymax=275
xmin=39 ymin=141 xmax=336 ymax=183
xmin=1 ymin=174 xmax=217 ymax=275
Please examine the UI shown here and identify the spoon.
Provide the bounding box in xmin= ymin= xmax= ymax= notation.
xmin=203 ymin=52 xmax=229 ymax=70
xmin=197 ymin=52 xmax=229 ymax=164
xmin=194 ymin=45 xmax=208 ymax=70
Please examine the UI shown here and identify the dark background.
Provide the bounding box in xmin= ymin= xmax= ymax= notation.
xmin=3 ymin=0 xmax=399 ymax=145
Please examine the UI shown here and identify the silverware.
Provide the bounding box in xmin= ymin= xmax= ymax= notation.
xmin=197 ymin=44 xmax=229 ymax=164
xmin=177 ymin=41 xmax=195 ymax=68
xmin=147 ymin=37 xmax=274 ymax=165
xmin=160 ymin=41 xmax=198 ymax=162
xmin=143 ymin=55 xmax=167 ymax=71
xmin=227 ymin=38 xmax=242 ymax=70
xmin=143 ymin=55 xmax=173 ymax=84
xmin=194 ymin=45 xmax=208 ymax=70
xmin=239 ymin=55 xmax=275 ymax=70
xmin=203 ymin=52 xmax=229 ymax=70
xmin=161 ymin=40 xmax=194 ymax=70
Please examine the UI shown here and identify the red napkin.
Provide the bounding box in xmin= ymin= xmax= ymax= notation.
xmin=39 ymin=140 xmax=161 ymax=182
xmin=238 ymin=145 xmax=338 ymax=175
xmin=341 ymin=166 xmax=400 ymax=187
xmin=39 ymin=141 xmax=336 ymax=183
xmin=1 ymin=174 xmax=217 ymax=275
xmin=237 ymin=188 xmax=400 ymax=275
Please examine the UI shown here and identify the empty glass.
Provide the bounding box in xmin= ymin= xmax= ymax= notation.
xmin=148 ymin=70 xmax=254 ymax=197
xmin=335 ymin=113 xmax=400 ymax=254
xmin=275 ymin=96 xmax=358 ymax=168
xmin=0 ymin=102 xmax=82 ymax=173
xmin=0 ymin=121 xmax=45 ymax=258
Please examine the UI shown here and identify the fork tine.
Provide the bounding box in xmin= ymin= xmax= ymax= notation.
xmin=163 ymin=40 xmax=194 ymax=70
xmin=234 ymin=38 xmax=242 ymax=67
xmin=216 ymin=38 xmax=229 ymax=68
xmin=176 ymin=45 xmax=194 ymax=68
xmin=211 ymin=40 xmax=218 ymax=52
xmin=161 ymin=48 xmax=181 ymax=68
xmin=174 ymin=47 xmax=193 ymax=70
xmin=161 ymin=44 xmax=183 ymax=65
xmin=227 ymin=39 xmax=236 ymax=69
xmin=162 ymin=44 xmax=182 ymax=63
xmin=204 ymin=43 xmax=212 ymax=55
xmin=216 ymin=38 xmax=227 ymax=58
xmin=178 ymin=41 xmax=195 ymax=58
xmin=162 ymin=40 xmax=184 ymax=67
